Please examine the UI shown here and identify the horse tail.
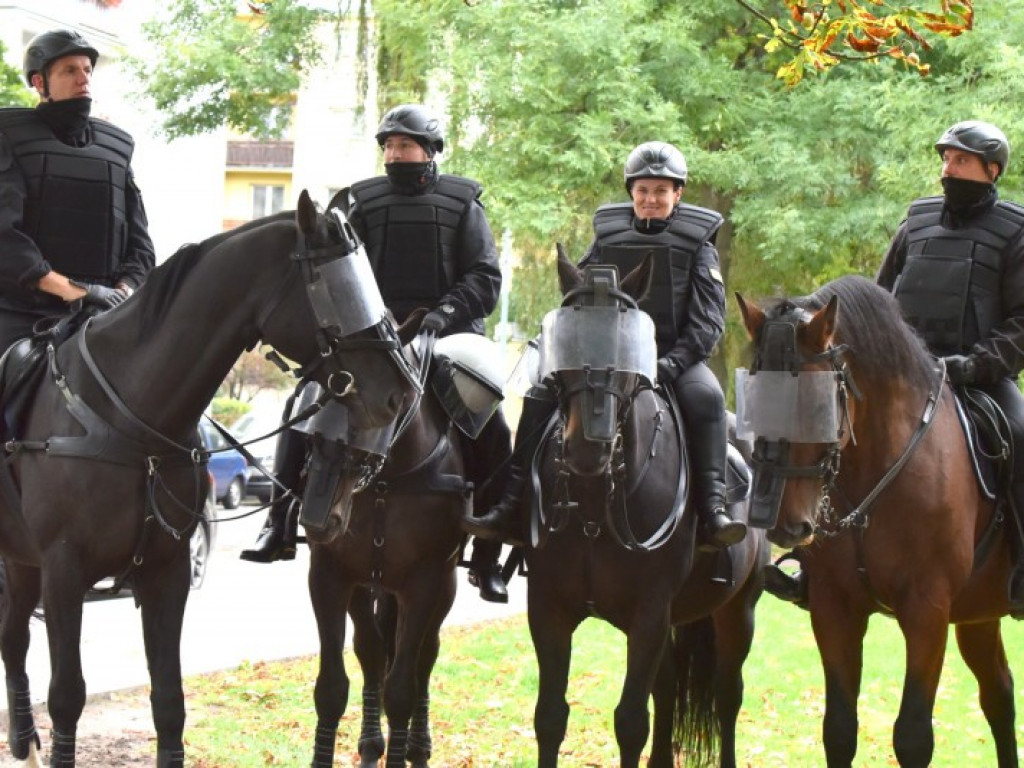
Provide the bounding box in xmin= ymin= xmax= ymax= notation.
xmin=671 ymin=616 xmax=719 ymax=767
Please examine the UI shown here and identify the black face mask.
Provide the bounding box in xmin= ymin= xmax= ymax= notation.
xmin=941 ymin=176 xmax=996 ymax=213
xmin=36 ymin=97 xmax=92 ymax=143
xmin=385 ymin=161 xmax=435 ymax=193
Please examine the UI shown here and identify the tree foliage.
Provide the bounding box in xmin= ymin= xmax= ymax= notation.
xmin=0 ymin=38 xmax=34 ymax=109
xmin=739 ymin=0 xmax=975 ymax=84
xmin=129 ymin=0 xmax=327 ymax=139
xmin=219 ymin=349 xmax=291 ymax=402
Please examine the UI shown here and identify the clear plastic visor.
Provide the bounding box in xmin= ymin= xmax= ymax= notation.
xmin=735 ymin=368 xmax=840 ymax=443
xmin=538 ymin=306 xmax=656 ymax=383
xmin=305 ymin=245 xmax=387 ymax=335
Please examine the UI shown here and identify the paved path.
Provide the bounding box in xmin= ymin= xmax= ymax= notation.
xmin=0 ymin=504 xmax=526 ymax=711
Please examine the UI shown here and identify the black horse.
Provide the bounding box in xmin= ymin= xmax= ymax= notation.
xmin=524 ymin=253 xmax=767 ymax=767
xmin=304 ymin=328 xmax=509 ymax=767
xmin=0 ymin=191 xmax=417 ymax=766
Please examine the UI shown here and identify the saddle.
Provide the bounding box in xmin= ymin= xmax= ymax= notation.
xmin=954 ymin=387 xmax=1010 ymax=502
xmin=0 ymin=313 xmax=88 ymax=438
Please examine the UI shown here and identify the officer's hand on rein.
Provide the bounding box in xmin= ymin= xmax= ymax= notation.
xmin=657 ymin=357 xmax=679 ymax=386
xmin=420 ymin=310 xmax=448 ymax=336
xmin=70 ymin=280 xmax=128 ymax=310
xmin=942 ymin=354 xmax=976 ymax=386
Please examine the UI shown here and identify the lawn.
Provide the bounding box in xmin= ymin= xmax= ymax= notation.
xmin=183 ymin=594 xmax=1024 ymax=766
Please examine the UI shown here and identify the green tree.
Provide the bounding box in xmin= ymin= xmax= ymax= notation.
xmin=0 ymin=38 xmax=34 ymax=108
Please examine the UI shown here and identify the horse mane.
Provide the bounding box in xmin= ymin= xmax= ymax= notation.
xmin=137 ymin=211 xmax=295 ymax=341
xmin=770 ymin=274 xmax=936 ymax=391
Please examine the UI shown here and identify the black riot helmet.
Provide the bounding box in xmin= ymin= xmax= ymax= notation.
xmin=23 ymin=29 xmax=99 ymax=87
xmin=375 ymin=104 xmax=444 ymax=155
xmin=623 ymin=141 xmax=688 ymax=192
xmin=935 ymin=120 xmax=1009 ymax=180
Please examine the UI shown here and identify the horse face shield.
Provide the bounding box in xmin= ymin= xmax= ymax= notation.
xmin=539 ymin=302 xmax=656 ymax=442
xmin=304 ymin=209 xmax=421 ymax=396
xmin=740 ymin=313 xmax=845 ymax=529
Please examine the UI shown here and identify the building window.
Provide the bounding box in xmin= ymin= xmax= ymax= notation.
xmin=252 ymin=185 xmax=284 ymax=218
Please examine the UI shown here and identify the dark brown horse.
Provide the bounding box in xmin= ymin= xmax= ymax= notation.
xmin=304 ymin=331 xmax=500 ymax=767
xmin=0 ymin=192 xmax=415 ymax=767
xmin=737 ymin=274 xmax=1021 ymax=767
xmin=524 ymin=253 xmax=767 ymax=767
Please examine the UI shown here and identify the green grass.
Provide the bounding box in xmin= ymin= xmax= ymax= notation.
xmin=182 ymin=597 xmax=1024 ymax=766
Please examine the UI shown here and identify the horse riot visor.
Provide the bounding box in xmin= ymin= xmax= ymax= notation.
xmin=738 ymin=314 xmax=844 ymax=529
xmin=538 ymin=302 xmax=657 ymax=442
xmin=305 ymin=208 xmax=421 ymax=396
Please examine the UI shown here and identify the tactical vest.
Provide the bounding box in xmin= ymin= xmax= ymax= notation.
xmin=349 ymin=174 xmax=480 ymax=323
xmin=0 ymin=108 xmax=133 ymax=284
xmin=589 ymin=202 xmax=722 ymax=348
xmin=893 ymin=196 xmax=1024 ymax=354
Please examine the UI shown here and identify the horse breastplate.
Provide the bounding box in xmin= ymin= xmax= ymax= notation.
xmin=350 ymin=175 xmax=479 ymax=323
xmin=0 ymin=108 xmax=133 ymax=283
xmin=894 ymin=197 xmax=1024 ymax=354
xmin=590 ymin=203 xmax=721 ymax=349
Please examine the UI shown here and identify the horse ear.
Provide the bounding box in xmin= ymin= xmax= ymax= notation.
xmin=806 ymin=294 xmax=839 ymax=349
xmin=398 ymin=308 xmax=427 ymax=346
xmin=620 ymin=250 xmax=654 ymax=303
xmin=556 ymin=243 xmax=582 ymax=295
xmin=296 ymin=189 xmax=317 ymax=235
xmin=735 ymin=292 xmax=765 ymax=340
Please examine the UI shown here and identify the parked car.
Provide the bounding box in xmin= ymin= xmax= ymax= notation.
xmin=198 ymin=419 xmax=249 ymax=510
xmin=233 ymin=407 xmax=283 ymax=504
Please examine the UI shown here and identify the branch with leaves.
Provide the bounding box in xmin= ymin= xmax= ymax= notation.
xmin=737 ymin=0 xmax=974 ymax=85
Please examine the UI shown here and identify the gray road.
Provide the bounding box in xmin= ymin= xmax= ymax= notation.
xmin=0 ymin=502 xmax=525 ymax=712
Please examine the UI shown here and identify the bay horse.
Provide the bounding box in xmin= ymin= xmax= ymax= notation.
xmin=524 ymin=252 xmax=767 ymax=767
xmin=0 ymin=191 xmax=417 ymax=767
xmin=304 ymin=331 xmax=503 ymax=767
xmin=737 ymin=274 xmax=1021 ymax=767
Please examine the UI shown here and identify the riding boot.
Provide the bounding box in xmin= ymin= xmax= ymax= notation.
xmin=687 ymin=404 xmax=747 ymax=552
xmin=468 ymin=538 xmax=508 ymax=603
xmin=463 ymin=392 xmax=555 ymax=547
xmin=763 ymin=550 xmax=809 ymax=608
xmin=240 ymin=423 xmax=306 ymax=563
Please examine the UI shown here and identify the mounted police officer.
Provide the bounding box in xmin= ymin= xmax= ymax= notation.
xmin=241 ymin=104 xmax=514 ymax=603
xmin=467 ymin=141 xmax=747 ymax=552
xmin=0 ymin=29 xmax=154 ymax=351
xmin=767 ymin=120 xmax=1024 ymax=608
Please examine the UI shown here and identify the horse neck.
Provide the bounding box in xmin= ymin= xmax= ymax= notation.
xmin=81 ymin=224 xmax=296 ymax=437
xmin=387 ymin=393 xmax=455 ymax=477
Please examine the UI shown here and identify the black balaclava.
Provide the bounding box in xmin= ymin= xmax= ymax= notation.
xmin=36 ymin=96 xmax=92 ymax=147
xmin=941 ymin=176 xmax=997 ymax=224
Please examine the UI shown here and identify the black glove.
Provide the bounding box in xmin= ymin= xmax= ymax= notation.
xmin=420 ymin=310 xmax=448 ymax=336
xmin=71 ymin=281 xmax=127 ymax=310
xmin=657 ymin=357 xmax=679 ymax=385
xmin=943 ymin=354 xmax=976 ymax=385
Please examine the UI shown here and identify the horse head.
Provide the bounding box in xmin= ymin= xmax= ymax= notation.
xmin=546 ymin=245 xmax=656 ymax=477
xmin=736 ymin=291 xmax=856 ymax=547
xmin=259 ymin=190 xmax=420 ymax=432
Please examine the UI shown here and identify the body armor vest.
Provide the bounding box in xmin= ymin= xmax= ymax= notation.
xmin=0 ymin=108 xmax=133 ymax=284
xmin=589 ymin=203 xmax=722 ymax=348
xmin=350 ymin=174 xmax=479 ymax=323
xmin=894 ymin=196 xmax=1024 ymax=354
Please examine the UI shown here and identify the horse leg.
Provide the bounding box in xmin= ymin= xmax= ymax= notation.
xmin=647 ymin=634 xmax=675 ymax=768
xmin=309 ymin=547 xmax=354 ymax=768
xmin=350 ymin=587 xmax=386 ymax=768
xmin=812 ymin=605 xmax=869 ymax=767
xmin=955 ymin=621 xmax=1018 ymax=767
xmin=615 ymin=612 xmax=671 ymax=768
xmin=893 ymin=607 xmax=949 ymax=767
xmin=406 ymin=572 xmax=456 ymax=768
xmin=382 ymin=570 xmax=454 ymax=768
xmin=528 ymin=595 xmax=580 ymax=768
xmin=135 ymin=555 xmax=191 ymax=768
xmin=1 ymin=561 xmax=41 ymax=761
xmin=709 ymin=582 xmax=760 ymax=768
xmin=40 ymin=570 xmax=89 ymax=767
